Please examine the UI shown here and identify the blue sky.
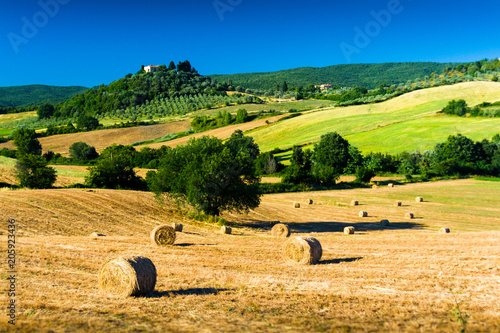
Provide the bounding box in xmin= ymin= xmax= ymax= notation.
xmin=1 ymin=0 xmax=499 ymax=87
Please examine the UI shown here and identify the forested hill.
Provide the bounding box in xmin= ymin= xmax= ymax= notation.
xmin=55 ymin=62 xmax=229 ymax=119
xmin=0 ymin=85 xmax=87 ymax=107
xmin=209 ymin=62 xmax=457 ymax=90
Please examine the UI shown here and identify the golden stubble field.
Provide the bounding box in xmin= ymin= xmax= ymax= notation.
xmin=0 ymin=179 xmax=499 ymax=332
xmin=0 ymin=121 xmax=191 ymax=156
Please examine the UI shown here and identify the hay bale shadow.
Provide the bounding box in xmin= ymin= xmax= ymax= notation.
xmin=175 ymin=243 xmax=217 ymax=247
xmin=376 ymin=180 xmax=404 ymax=186
xmin=282 ymin=221 xmax=425 ymax=233
xmin=320 ymin=257 xmax=363 ymax=265
xmin=146 ymin=288 xmax=231 ymax=298
xmin=230 ymin=218 xmax=425 ymax=233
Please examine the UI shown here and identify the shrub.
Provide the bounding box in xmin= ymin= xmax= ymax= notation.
xmin=355 ymin=166 xmax=375 ymax=183
xmin=15 ymin=154 xmax=57 ymax=189
xmin=69 ymin=142 xmax=99 ymax=161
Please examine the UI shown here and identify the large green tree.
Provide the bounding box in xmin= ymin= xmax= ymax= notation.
xmin=147 ymin=132 xmax=261 ymax=216
xmin=15 ymin=154 xmax=57 ymax=189
xmin=76 ymin=114 xmax=100 ymax=131
xmin=312 ymin=132 xmax=351 ymax=185
xmin=37 ymin=103 xmax=55 ymax=119
xmin=235 ymin=108 xmax=248 ymax=124
xmin=168 ymin=61 xmax=176 ymax=71
xmin=85 ymin=144 xmax=143 ymax=190
xmin=282 ymin=146 xmax=313 ymax=184
xmin=69 ymin=142 xmax=99 ymax=161
xmin=12 ymin=128 xmax=56 ymax=189
xmin=431 ymin=134 xmax=486 ymax=175
xmin=441 ymin=99 xmax=470 ymax=116
xmin=12 ymin=128 xmax=42 ymax=157
xmin=177 ymin=60 xmax=192 ymax=73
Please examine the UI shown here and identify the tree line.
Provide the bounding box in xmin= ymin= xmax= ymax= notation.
xmin=6 ymin=128 xmax=499 ymax=219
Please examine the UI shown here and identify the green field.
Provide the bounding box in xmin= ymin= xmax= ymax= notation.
xmin=189 ymin=99 xmax=334 ymax=117
xmin=0 ymin=156 xmax=16 ymax=168
xmin=248 ymin=82 xmax=500 ymax=153
xmin=346 ymin=115 xmax=500 ymax=153
xmin=0 ymin=111 xmax=37 ymax=125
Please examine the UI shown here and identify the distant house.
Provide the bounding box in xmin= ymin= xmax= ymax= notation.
xmin=144 ymin=65 xmax=159 ymax=73
xmin=314 ymin=84 xmax=332 ymax=91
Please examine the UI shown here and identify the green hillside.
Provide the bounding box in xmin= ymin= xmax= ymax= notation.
xmin=247 ymin=81 xmax=500 ymax=154
xmin=0 ymin=85 xmax=87 ymax=107
xmin=55 ymin=63 xmax=232 ymax=119
xmin=209 ymin=62 xmax=456 ymax=90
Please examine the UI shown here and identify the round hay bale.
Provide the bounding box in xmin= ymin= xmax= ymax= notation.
xmin=271 ymin=223 xmax=291 ymax=238
xmin=439 ymin=227 xmax=450 ymax=234
xmin=344 ymin=226 xmax=355 ymax=235
xmin=416 ymin=197 xmax=423 ymax=202
xmin=380 ymin=219 xmax=390 ymax=226
xmin=358 ymin=211 xmax=368 ymax=217
xmin=90 ymin=232 xmax=106 ymax=237
xmin=150 ymin=225 xmax=176 ymax=246
xmin=294 ymin=202 xmax=301 ymax=208
xmin=394 ymin=201 xmax=402 ymax=207
xmin=221 ymin=226 xmax=232 ymax=234
xmin=282 ymin=236 xmax=322 ymax=265
xmin=372 ymin=185 xmax=378 ymax=189
xmin=172 ymin=223 xmax=183 ymax=232
xmin=351 ymin=200 xmax=359 ymax=206
xmin=306 ymin=199 xmax=313 ymax=205
xmin=98 ymin=256 xmax=156 ymax=297
xmin=405 ymin=212 xmax=414 ymax=219
xmin=388 ymin=183 xmax=394 ymax=188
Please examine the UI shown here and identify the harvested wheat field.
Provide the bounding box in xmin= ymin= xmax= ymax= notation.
xmin=0 ymin=179 xmax=499 ymax=332
xmin=0 ymin=121 xmax=191 ymax=156
xmin=136 ymin=114 xmax=287 ymax=151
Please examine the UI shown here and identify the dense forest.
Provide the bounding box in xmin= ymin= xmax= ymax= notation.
xmin=210 ymin=60 xmax=500 ymax=91
xmin=209 ymin=62 xmax=457 ymax=90
xmin=0 ymin=85 xmax=87 ymax=107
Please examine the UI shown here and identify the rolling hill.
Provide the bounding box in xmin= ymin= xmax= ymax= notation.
xmin=0 ymin=120 xmax=191 ymax=155
xmin=209 ymin=62 xmax=456 ymax=90
xmin=0 ymin=84 xmax=88 ymax=107
xmin=246 ymin=81 xmax=500 ymax=153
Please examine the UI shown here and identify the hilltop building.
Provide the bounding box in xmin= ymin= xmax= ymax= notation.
xmin=314 ymin=84 xmax=332 ymax=91
xmin=144 ymin=65 xmax=159 ymax=73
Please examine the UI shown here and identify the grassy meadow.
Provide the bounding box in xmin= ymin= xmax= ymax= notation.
xmin=346 ymin=115 xmax=500 ymax=153
xmin=248 ymin=82 xmax=500 ymax=153
xmin=0 ymin=179 xmax=498 ymax=332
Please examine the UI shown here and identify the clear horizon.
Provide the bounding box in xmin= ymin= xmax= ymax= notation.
xmin=2 ymin=0 xmax=499 ymax=87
